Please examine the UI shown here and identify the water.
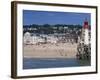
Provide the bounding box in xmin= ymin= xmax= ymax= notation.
xmin=23 ymin=58 xmax=90 ymax=69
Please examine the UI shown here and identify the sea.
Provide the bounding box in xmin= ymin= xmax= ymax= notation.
xmin=23 ymin=58 xmax=90 ymax=69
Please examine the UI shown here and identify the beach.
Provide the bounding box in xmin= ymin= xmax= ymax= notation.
xmin=23 ymin=43 xmax=77 ymax=58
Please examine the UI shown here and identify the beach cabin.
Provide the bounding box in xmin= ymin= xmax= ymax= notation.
xmin=47 ymin=35 xmax=58 ymax=44
xmin=32 ymin=35 xmax=39 ymax=44
xmin=37 ymin=37 xmax=45 ymax=44
xmin=24 ymin=32 xmax=32 ymax=45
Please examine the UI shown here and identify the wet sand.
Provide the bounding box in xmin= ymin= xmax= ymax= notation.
xmin=23 ymin=43 xmax=77 ymax=58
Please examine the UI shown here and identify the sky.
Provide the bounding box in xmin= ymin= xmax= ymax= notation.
xmin=23 ymin=10 xmax=91 ymax=26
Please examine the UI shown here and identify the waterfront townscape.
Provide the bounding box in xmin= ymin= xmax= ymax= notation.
xmin=23 ymin=22 xmax=91 ymax=59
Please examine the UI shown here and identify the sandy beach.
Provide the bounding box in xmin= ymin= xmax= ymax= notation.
xmin=23 ymin=43 xmax=78 ymax=58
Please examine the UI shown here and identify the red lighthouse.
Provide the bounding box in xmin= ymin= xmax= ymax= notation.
xmin=83 ymin=19 xmax=89 ymax=45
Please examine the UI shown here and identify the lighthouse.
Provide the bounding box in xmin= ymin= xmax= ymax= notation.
xmin=76 ymin=19 xmax=91 ymax=60
xmin=83 ymin=19 xmax=89 ymax=45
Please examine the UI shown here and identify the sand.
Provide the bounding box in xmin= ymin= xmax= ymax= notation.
xmin=23 ymin=43 xmax=78 ymax=58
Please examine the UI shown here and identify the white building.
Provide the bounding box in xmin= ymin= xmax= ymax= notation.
xmin=47 ymin=35 xmax=58 ymax=44
xmin=81 ymin=20 xmax=90 ymax=45
xmin=32 ymin=35 xmax=39 ymax=44
xmin=24 ymin=32 xmax=32 ymax=45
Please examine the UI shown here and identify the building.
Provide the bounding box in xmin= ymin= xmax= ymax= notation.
xmin=81 ymin=20 xmax=90 ymax=45
xmin=76 ymin=20 xmax=91 ymax=60
xmin=24 ymin=32 xmax=32 ymax=45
